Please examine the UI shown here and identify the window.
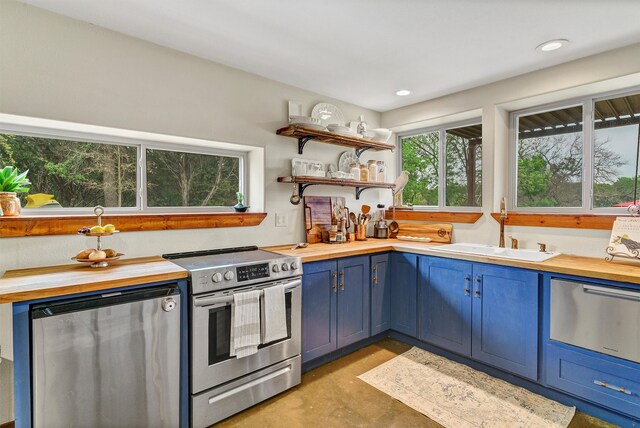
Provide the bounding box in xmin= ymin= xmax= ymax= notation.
xmin=400 ymin=121 xmax=482 ymax=209
xmin=0 ymin=130 xmax=245 ymax=213
xmin=511 ymin=89 xmax=640 ymax=213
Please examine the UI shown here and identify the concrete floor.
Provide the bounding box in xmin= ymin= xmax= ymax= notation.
xmin=216 ymin=339 xmax=615 ymax=428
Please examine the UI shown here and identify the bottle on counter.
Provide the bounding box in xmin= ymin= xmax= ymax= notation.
xmin=359 ymin=163 xmax=369 ymax=182
xmin=329 ymin=215 xmax=338 ymax=242
xmin=349 ymin=163 xmax=360 ymax=180
xmin=376 ymin=161 xmax=387 ymax=183
xmin=367 ymin=160 xmax=378 ymax=182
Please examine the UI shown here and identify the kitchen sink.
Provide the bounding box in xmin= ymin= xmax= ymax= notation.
xmin=430 ymin=243 xmax=560 ymax=262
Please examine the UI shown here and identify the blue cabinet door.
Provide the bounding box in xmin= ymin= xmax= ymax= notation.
xmin=390 ymin=252 xmax=418 ymax=337
xmin=471 ymin=264 xmax=539 ymax=380
xmin=302 ymin=260 xmax=338 ymax=362
xmin=337 ymin=256 xmax=370 ymax=348
xmin=371 ymin=253 xmax=391 ymax=335
xmin=419 ymin=256 xmax=473 ymax=356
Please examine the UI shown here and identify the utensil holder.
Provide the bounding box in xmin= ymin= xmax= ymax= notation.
xmin=355 ymin=224 xmax=367 ymax=241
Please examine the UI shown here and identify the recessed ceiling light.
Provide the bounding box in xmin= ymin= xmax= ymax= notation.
xmin=536 ymin=39 xmax=569 ymax=52
xmin=396 ymin=89 xmax=411 ymax=96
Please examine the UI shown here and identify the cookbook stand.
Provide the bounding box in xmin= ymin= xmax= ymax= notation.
xmin=606 ymin=129 xmax=640 ymax=263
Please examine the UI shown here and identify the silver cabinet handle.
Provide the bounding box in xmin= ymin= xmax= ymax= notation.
xmin=593 ymin=380 xmax=632 ymax=395
xmin=583 ymin=284 xmax=640 ymax=301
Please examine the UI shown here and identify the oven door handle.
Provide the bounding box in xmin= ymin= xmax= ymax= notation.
xmin=194 ymin=279 xmax=301 ymax=307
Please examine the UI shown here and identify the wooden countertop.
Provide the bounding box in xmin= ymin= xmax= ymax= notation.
xmin=265 ymin=239 xmax=640 ymax=285
xmin=0 ymin=256 xmax=188 ymax=303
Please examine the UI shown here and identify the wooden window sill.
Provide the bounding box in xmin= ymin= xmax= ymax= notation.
xmin=0 ymin=212 xmax=267 ymax=237
xmin=385 ymin=210 xmax=483 ymax=224
xmin=489 ymin=212 xmax=621 ymax=230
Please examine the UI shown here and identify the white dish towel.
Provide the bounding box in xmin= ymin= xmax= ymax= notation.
xmin=261 ymin=284 xmax=288 ymax=343
xmin=230 ymin=290 xmax=261 ymax=358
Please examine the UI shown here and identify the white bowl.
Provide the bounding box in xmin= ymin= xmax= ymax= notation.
xmin=370 ymin=128 xmax=392 ymax=143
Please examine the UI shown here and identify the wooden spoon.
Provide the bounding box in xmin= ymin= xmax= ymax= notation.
xmin=361 ymin=205 xmax=371 ymax=216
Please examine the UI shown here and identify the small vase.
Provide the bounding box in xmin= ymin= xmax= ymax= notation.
xmin=0 ymin=192 xmax=21 ymax=216
xmin=233 ymin=203 xmax=249 ymax=213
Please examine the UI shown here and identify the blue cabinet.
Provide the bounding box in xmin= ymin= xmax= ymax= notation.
xmin=337 ymin=256 xmax=370 ymax=348
xmin=371 ymin=253 xmax=391 ymax=335
xmin=416 ymin=257 xmax=539 ymax=380
xmin=390 ymin=252 xmax=418 ymax=337
xmin=471 ymin=264 xmax=539 ymax=380
xmin=546 ymin=344 xmax=640 ymax=418
xmin=419 ymin=256 xmax=473 ymax=356
xmin=301 ymin=256 xmax=370 ymax=363
xmin=301 ymin=260 xmax=337 ymax=362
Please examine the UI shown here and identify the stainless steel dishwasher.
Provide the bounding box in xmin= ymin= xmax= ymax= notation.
xmin=30 ymin=284 xmax=181 ymax=428
xmin=550 ymin=278 xmax=640 ymax=363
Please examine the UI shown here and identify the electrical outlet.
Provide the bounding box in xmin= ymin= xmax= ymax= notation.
xmin=275 ymin=213 xmax=288 ymax=227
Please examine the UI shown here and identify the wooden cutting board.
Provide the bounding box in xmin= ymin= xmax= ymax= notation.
xmin=396 ymin=222 xmax=453 ymax=243
xmin=304 ymin=196 xmax=346 ymax=244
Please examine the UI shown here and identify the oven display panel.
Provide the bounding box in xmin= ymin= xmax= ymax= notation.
xmin=236 ymin=263 xmax=270 ymax=282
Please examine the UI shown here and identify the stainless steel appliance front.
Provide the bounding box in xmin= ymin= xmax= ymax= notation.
xmin=550 ymin=279 xmax=640 ymax=363
xmin=191 ymin=278 xmax=301 ymax=394
xmin=31 ymin=286 xmax=181 ymax=428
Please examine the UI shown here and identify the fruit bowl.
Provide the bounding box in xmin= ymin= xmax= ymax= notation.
xmin=80 ymin=231 xmax=120 ymax=237
xmin=72 ymin=253 xmax=124 ymax=268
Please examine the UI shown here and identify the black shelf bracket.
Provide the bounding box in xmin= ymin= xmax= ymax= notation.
xmin=297 ymin=137 xmax=314 ymax=155
xmin=297 ymin=183 xmax=314 ymax=199
xmin=355 ymin=187 xmax=375 ymax=200
xmin=355 ymin=147 xmax=372 ymax=158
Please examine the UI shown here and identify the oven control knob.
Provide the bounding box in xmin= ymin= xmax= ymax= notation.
xmin=281 ymin=263 xmax=290 ymax=271
xmin=290 ymin=261 xmax=299 ymax=271
xmin=211 ymin=272 xmax=223 ymax=283
xmin=224 ymin=271 xmax=235 ymax=281
xmin=272 ymin=264 xmax=280 ymax=273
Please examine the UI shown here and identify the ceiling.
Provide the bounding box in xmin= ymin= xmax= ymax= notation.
xmin=19 ymin=0 xmax=640 ymax=112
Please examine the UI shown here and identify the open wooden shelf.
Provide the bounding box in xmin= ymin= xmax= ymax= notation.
xmin=489 ymin=212 xmax=619 ymax=230
xmin=277 ymin=176 xmax=395 ymax=201
xmin=276 ymin=125 xmax=395 ymax=156
xmin=0 ymin=212 xmax=267 ymax=237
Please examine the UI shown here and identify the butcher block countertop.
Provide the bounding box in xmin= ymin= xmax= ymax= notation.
xmin=265 ymin=239 xmax=640 ymax=285
xmin=0 ymin=256 xmax=188 ymax=303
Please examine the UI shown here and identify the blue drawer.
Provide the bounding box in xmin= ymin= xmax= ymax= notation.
xmin=546 ymin=344 xmax=640 ymax=417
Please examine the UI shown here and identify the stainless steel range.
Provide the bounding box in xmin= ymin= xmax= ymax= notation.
xmin=164 ymin=246 xmax=302 ymax=427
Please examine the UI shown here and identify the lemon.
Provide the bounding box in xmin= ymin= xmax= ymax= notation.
xmin=103 ymin=224 xmax=116 ymax=233
xmin=90 ymin=225 xmax=105 ymax=234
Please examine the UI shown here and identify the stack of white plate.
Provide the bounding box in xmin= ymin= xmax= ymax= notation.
xmin=289 ymin=115 xmax=326 ymax=131
xmin=327 ymin=124 xmax=358 ymax=137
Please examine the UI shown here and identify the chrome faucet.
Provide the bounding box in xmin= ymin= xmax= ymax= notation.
xmin=509 ymin=236 xmax=519 ymax=250
xmin=499 ymin=197 xmax=507 ymax=248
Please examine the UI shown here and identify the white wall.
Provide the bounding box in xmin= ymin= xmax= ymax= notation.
xmin=0 ymin=1 xmax=393 ymax=422
xmin=0 ymin=1 xmax=391 ymax=273
xmin=382 ymin=43 xmax=640 ymax=257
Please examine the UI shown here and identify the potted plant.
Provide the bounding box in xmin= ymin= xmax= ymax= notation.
xmin=233 ymin=192 xmax=249 ymax=212
xmin=0 ymin=166 xmax=31 ymax=216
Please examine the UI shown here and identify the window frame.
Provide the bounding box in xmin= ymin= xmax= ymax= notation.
xmin=0 ymin=122 xmax=248 ymax=215
xmin=396 ymin=118 xmax=483 ymax=212
xmin=508 ymin=85 xmax=640 ymax=214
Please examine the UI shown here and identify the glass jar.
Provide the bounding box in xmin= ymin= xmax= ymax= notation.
xmin=376 ymin=161 xmax=387 ymax=183
xmin=359 ymin=164 xmax=369 ymax=182
xmin=0 ymin=192 xmax=21 ymax=216
xmin=367 ymin=160 xmax=378 ymax=182
xmin=349 ymin=163 xmax=360 ymax=180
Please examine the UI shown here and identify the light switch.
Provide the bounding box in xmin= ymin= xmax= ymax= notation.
xmin=275 ymin=213 xmax=288 ymax=227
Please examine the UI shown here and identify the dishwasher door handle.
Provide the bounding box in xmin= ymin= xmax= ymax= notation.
xmin=583 ymin=284 xmax=640 ymax=301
